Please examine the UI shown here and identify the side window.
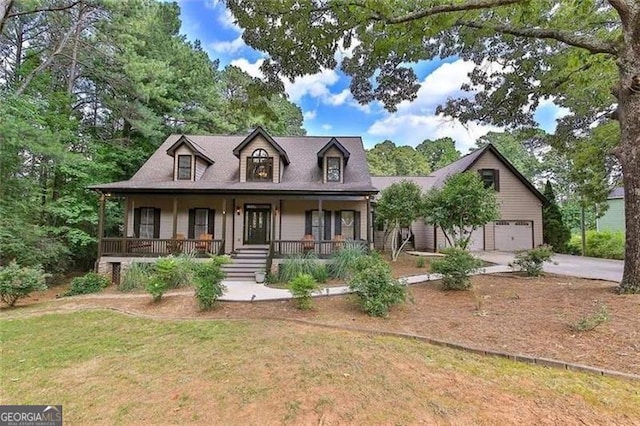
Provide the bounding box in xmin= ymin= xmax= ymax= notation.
xmin=326 ymin=157 xmax=341 ymax=182
xmin=139 ymin=208 xmax=155 ymax=238
xmin=340 ymin=210 xmax=355 ymax=239
xmin=479 ymin=169 xmax=500 ymax=191
xmin=177 ymin=155 xmax=192 ymax=180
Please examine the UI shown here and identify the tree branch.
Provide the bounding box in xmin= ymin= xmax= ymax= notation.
xmin=4 ymin=1 xmax=81 ymax=20
xmin=606 ymin=0 xmax=630 ymax=26
xmin=374 ymin=0 xmax=524 ymax=24
xmin=456 ymin=20 xmax=617 ymax=55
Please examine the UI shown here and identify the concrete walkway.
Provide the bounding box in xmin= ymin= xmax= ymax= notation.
xmin=475 ymin=251 xmax=624 ymax=282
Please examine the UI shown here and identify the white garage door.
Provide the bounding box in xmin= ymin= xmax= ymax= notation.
xmin=494 ymin=220 xmax=533 ymax=251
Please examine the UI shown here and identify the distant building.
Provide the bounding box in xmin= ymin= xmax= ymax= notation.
xmin=597 ymin=187 xmax=625 ymax=232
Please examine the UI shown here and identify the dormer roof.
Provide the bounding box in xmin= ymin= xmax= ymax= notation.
xmin=232 ymin=126 xmax=290 ymax=165
xmin=316 ymin=137 xmax=351 ymax=167
xmin=166 ymin=135 xmax=214 ymax=164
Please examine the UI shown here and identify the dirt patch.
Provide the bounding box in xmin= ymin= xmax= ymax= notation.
xmin=4 ymin=273 xmax=639 ymax=376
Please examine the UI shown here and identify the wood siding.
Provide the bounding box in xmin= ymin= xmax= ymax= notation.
xmin=238 ymin=135 xmax=281 ymax=183
xmin=279 ymin=200 xmax=367 ymax=241
xmin=195 ymin=157 xmax=208 ymax=180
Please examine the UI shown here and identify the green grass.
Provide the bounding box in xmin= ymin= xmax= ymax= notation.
xmin=1 ymin=311 xmax=638 ymax=424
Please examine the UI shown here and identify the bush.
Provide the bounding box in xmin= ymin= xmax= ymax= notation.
xmin=0 ymin=261 xmax=49 ymax=306
xmin=415 ymin=256 xmax=426 ymax=268
xmin=119 ymin=262 xmax=154 ymax=292
xmin=567 ymin=231 xmax=625 ymax=260
xmin=278 ymin=252 xmax=324 ymax=283
xmin=64 ymin=272 xmax=109 ymax=296
xmin=431 ymin=248 xmax=483 ymax=290
xmin=311 ymin=264 xmax=328 ymax=283
xmin=146 ymin=275 xmax=168 ymax=303
xmin=329 ymin=241 xmax=367 ymax=279
xmin=349 ymin=254 xmax=407 ymax=317
xmin=570 ymin=305 xmax=610 ymax=332
xmin=509 ymin=245 xmax=554 ymax=277
xmin=146 ymin=257 xmax=179 ymax=302
xmin=288 ymin=273 xmax=319 ymax=310
xmin=193 ymin=256 xmax=229 ymax=310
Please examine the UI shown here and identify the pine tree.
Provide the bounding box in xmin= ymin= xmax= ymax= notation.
xmin=543 ymin=181 xmax=571 ymax=253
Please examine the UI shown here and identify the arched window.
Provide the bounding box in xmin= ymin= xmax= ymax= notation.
xmin=247 ymin=149 xmax=273 ymax=181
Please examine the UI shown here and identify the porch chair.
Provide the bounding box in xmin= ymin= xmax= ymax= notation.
xmin=168 ymin=233 xmax=185 ymax=254
xmin=301 ymin=234 xmax=315 ymax=253
xmin=195 ymin=233 xmax=213 ymax=253
xmin=333 ymin=234 xmax=345 ymax=251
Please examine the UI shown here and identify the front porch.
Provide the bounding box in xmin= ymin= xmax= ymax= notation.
xmin=100 ymin=237 xmax=224 ymax=257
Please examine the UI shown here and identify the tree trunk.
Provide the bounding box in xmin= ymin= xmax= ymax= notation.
xmin=0 ymin=0 xmax=13 ymax=34
xmin=615 ymin=13 xmax=640 ymax=293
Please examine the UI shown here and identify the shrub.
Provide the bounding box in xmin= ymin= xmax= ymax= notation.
xmin=329 ymin=241 xmax=367 ymax=279
xmin=146 ymin=276 xmax=168 ymax=302
xmin=146 ymin=257 xmax=178 ymax=302
xmin=311 ymin=264 xmax=329 ymax=283
xmin=288 ymin=273 xmax=319 ymax=310
xmin=431 ymin=248 xmax=483 ymax=290
xmin=0 ymin=261 xmax=48 ymax=306
xmin=570 ymin=305 xmax=610 ymax=332
xmin=349 ymin=254 xmax=407 ymax=317
xmin=193 ymin=256 xmax=229 ymax=310
xmin=509 ymin=245 xmax=554 ymax=277
xmin=567 ymin=231 xmax=625 ymax=260
xmin=64 ymin=272 xmax=109 ymax=296
xmin=415 ymin=256 xmax=426 ymax=268
xmin=278 ymin=252 xmax=322 ymax=283
xmin=119 ymin=262 xmax=154 ymax=292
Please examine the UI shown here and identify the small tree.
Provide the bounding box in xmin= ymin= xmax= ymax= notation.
xmin=0 ymin=261 xmax=49 ymax=306
xmin=375 ymin=181 xmax=423 ymax=261
xmin=423 ymin=172 xmax=499 ymax=250
xmin=542 ymin=181 xmax=571 ymax=252
xmin=288 ymin=273 xmax=319 ymax=310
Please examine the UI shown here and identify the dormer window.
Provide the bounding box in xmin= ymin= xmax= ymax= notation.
xmin=177 ymin=155 xmax=192 ymax=180
xmin=247 ymin=149 xmax=273 ymax=181
xmin=326 ymin=157 xmax=341 ymax=182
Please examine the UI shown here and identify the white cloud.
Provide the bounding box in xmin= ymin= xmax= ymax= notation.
xmin=218 ymin=8 xmax=241 ymax=33
xmin=283 ymin=70 xmax=340 ymax=103
xmin=303 ymin=110 xmax=317 ymax=120
xmin=204 ymin=0 xmax=220 ymax=9
xmin=326 ymin=89 xmax=350 ymax=106
xmin=367 ymin=59 xmax=502 ymax=151
xmin=230 ymin=58 xmax=264 ymax=78
xmin=321 ymin=124 xmax=333 ymax=131
xmin=210 ymin=36 xmax=246 ymax=54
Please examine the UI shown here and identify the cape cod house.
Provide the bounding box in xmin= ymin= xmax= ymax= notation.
xmin=92 ymin=127 xmax=377 ymax=280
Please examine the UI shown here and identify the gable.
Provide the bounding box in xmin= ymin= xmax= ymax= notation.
xmin=232 ymin=126 xmax=290 ymax=165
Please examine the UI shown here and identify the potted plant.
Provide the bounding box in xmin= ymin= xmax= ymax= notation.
xmin=254 ymin=270 xmax=266 ymax=284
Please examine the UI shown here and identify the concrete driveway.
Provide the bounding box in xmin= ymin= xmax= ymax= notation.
xmin=475 ymin=251 xmax=624 ymax=283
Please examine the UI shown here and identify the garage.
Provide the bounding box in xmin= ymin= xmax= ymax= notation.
xmin=494 ymin=220 xmax=533 ymax=251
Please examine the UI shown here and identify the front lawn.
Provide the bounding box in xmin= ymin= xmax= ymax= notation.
xmin=1 ymin=311 xmax=638 ymax=424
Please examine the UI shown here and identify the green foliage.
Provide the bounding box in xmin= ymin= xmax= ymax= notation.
xmin=475 ymin=130 xmax=543 ymax=182
xmin=423 ymin=172 xmax=500 ymax=249
xmin=155 ymin=255 xmax=194 ymax=289
xmin=570 ymin=305 xmax=610 ymax=332
xmin=366 ymin=140 xmax=430 ymax=176
xmin=278 ymin=253 xmax=326 ymax=283
xmin=348 ymin=254 xmax=407 ymax=317
xmin=329 ymin=241 xmax=367 ymax=279
xmin=509 ymin=246 xmax=555 ymax=277
xmin=376 ymin=181 xmax=424 ymax=260
xmin=119 ymin=262 xmax=154 ymax=292
xmin=415 ymin=137 xmax=461 ymax=171
xmin=543 ymin=181 xmax=572 ymax=252
xmin=431 ymin=248 xmax=483 ymax=291
xmin=288 ymin=273 xmax=319 ymax=310
xmin=64 ymin=272 xmax=109 ymax=296
xmin=193 ymin=257 xmax=229 ymax=311
xmin=567 ymin=231 xmax=625 ymax=260
xmin=146 ymin=276 xmax=168 ymax=303
xmin=0 ymin=261 xmax=49 ymax=306
xmin=415 ymin=257 xmax=426 ymax=268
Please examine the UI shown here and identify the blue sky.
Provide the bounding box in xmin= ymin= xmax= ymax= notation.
xmin=175 ymin=0 xmax=566 ymax=151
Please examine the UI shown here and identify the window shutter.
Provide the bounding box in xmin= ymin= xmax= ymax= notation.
xmin=208 ymin=209 xmax=215 ymax=236
xmin=188 ymin=209 xmax=195 ymax=239
xmin=324 ymin=211 xmax=331 ymax=240
xmin=494 ymin=169 xmax=500 ymax=191
xmin=133 ymin=208 xmax=141 ymax=238
xmin=153 ymin=208 xmax=161 ymax=238
xmin=305 ymin=211 xmax=312 ymax=235
xmin=334 ymin=211 xmax=342 ymax=236
xmin=354 ymin=211 xmax=361 ymax=240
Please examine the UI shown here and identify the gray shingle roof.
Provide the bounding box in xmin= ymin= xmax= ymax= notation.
xmin=92 ymin=133 xmax=377 ymax=194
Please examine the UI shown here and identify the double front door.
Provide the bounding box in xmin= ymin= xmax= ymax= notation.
xmin=244 ymin=205 xmax=271 ymax=245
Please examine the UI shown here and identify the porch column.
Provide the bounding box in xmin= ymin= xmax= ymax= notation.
xmin=172 ymin=197 xmax=178 ymax=238
xmin=222 ymin=199 xmax=227 ymax=251
xmin=97 ymin=192 xmax=106 ymax=259
xmin=366 ymin=195 xmax=372 ymax=248
xmin=122 ymin=196 xmax=129 ymax=255
xmin=317 ymin=198 xmax=323 ymax=241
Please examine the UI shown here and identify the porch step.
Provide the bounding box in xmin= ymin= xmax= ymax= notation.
xmin=221 ymin=247 xmax=269 ymax=280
